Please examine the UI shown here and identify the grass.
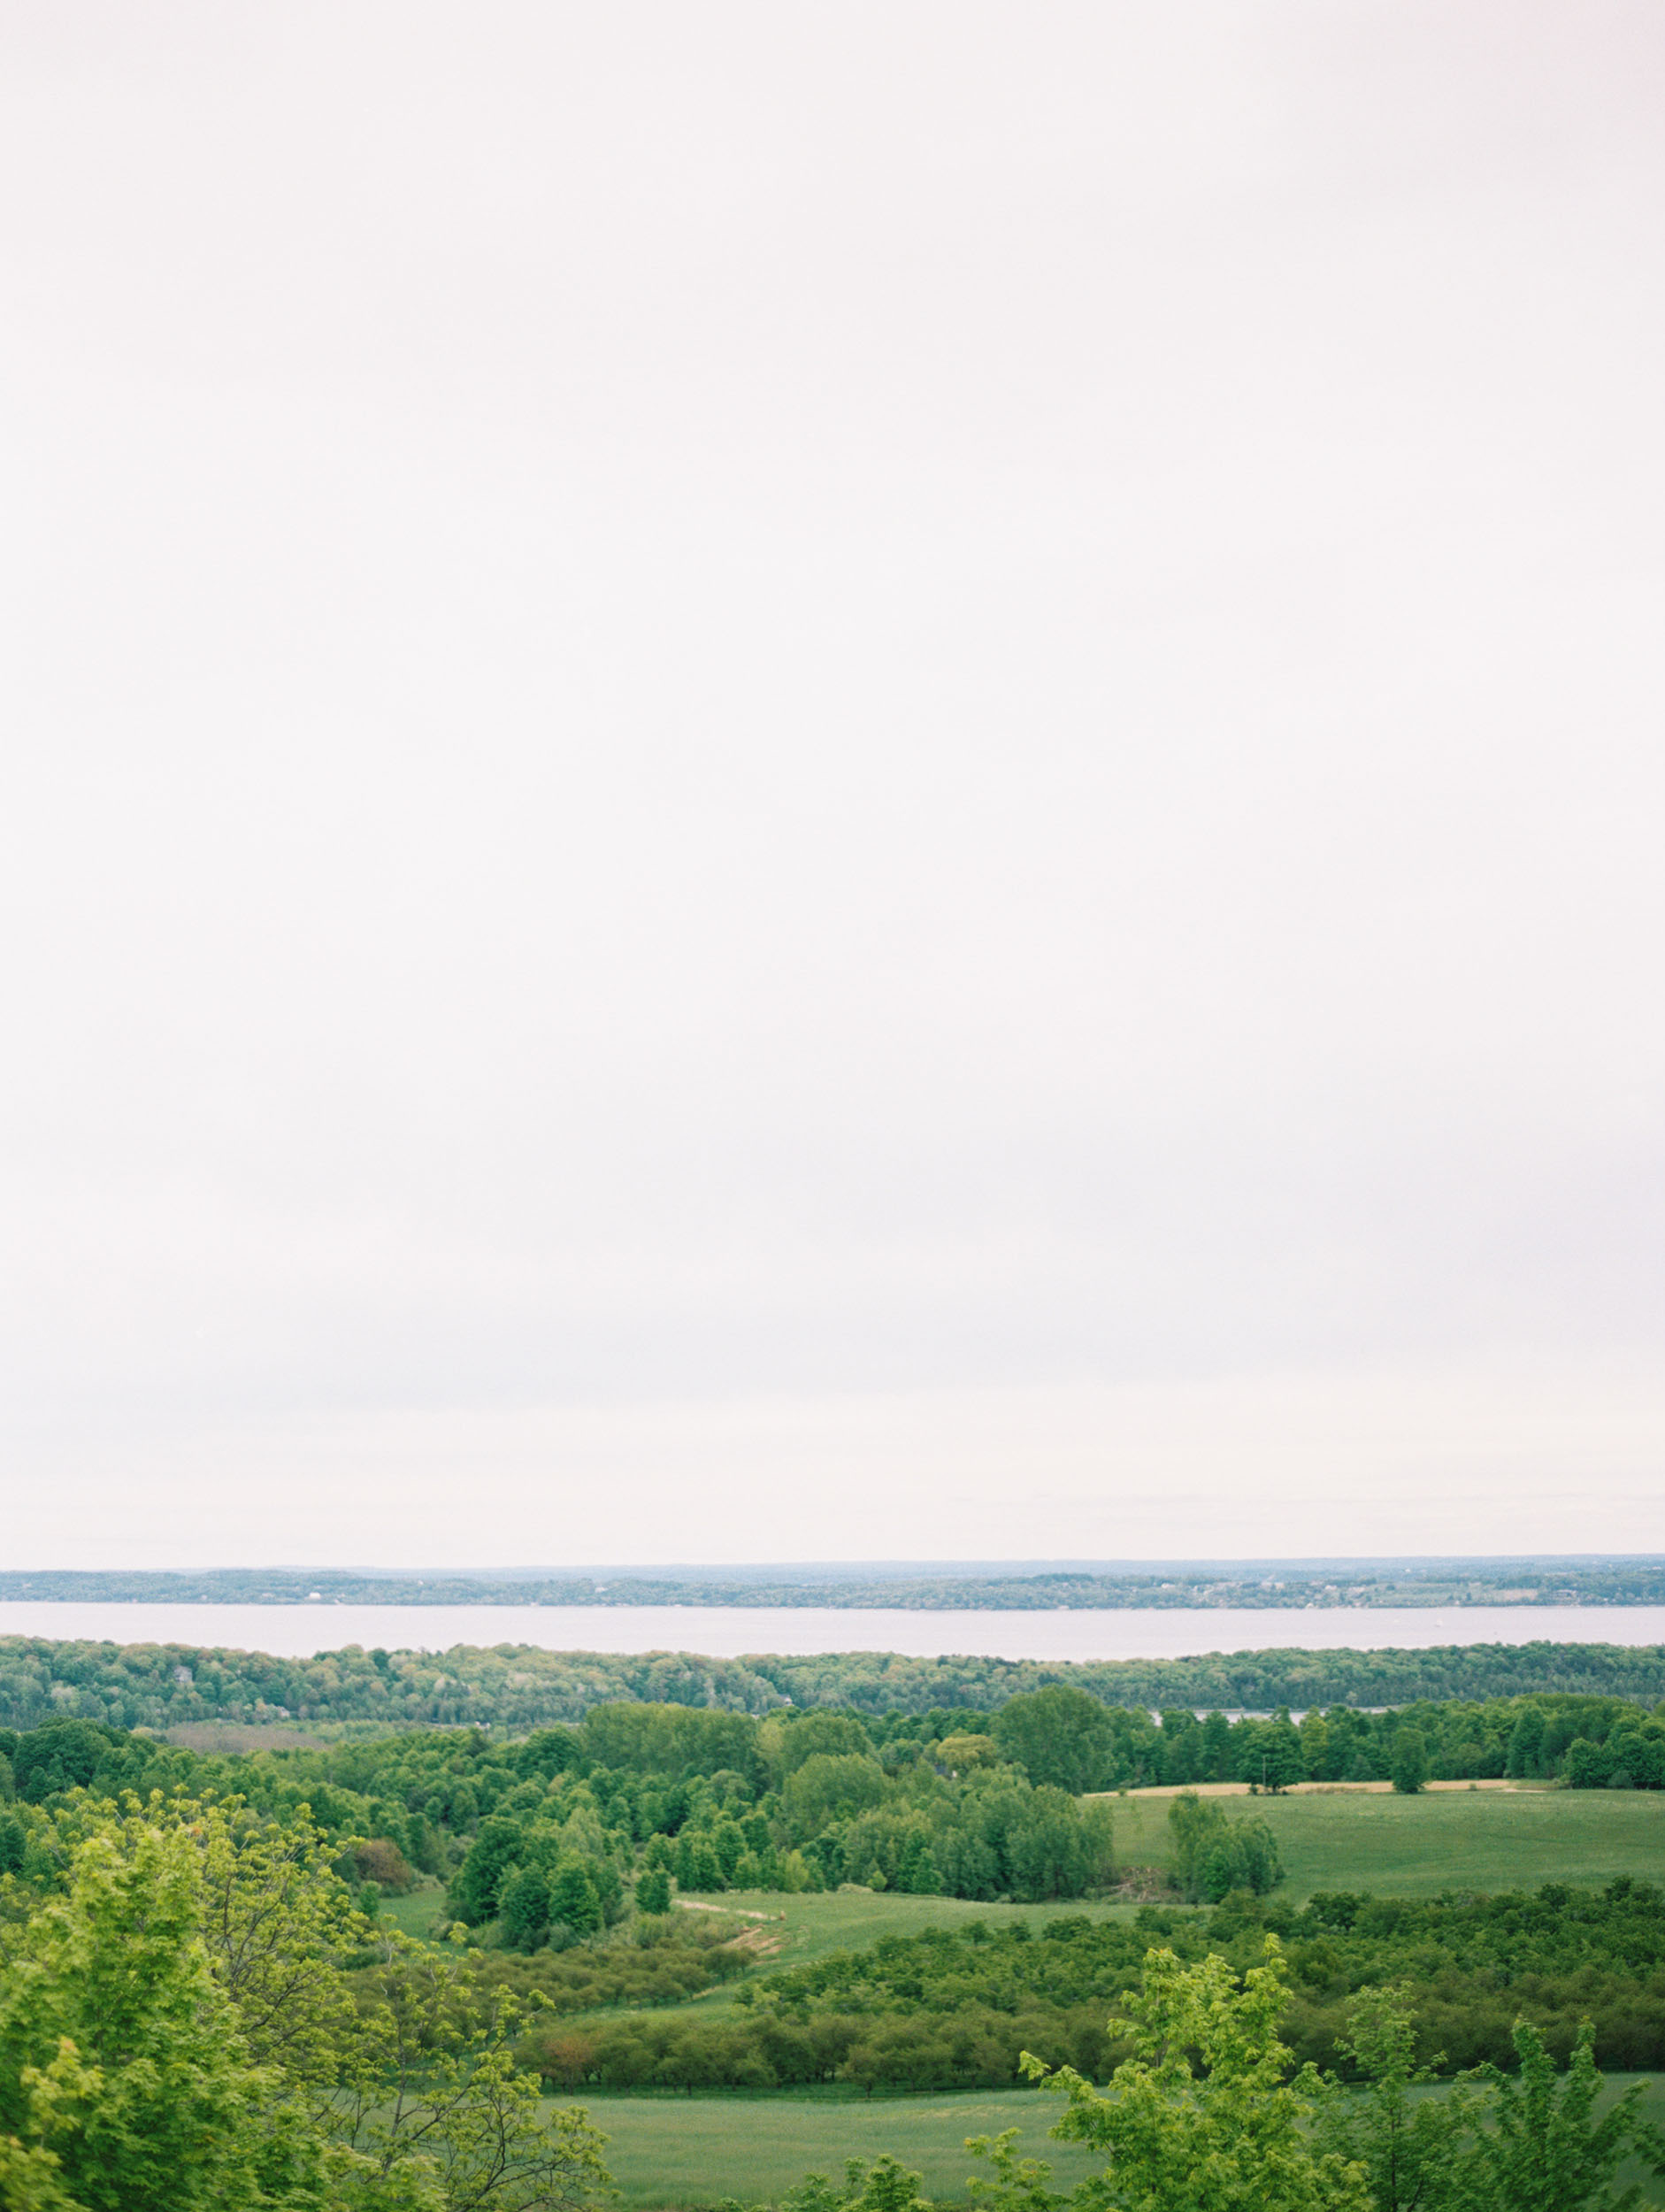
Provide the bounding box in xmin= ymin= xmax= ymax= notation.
xmin=499 ymin=1892 xmax=1144 ymax=2032
xmin=562 ymin=2078 xmax=1665 ymax=2209
xmin=1101 ymin=1783 xmax=1665 ymax=1900
xmin=375 ymin=1882 xmax=448 ymax=1941
xmin=386 ymin=1789 xmax=1665 ymax=2013
xmin=559 ymin=2085 xmax=1104 ymax=2208
xmin=679 ymin=1886 xmax=1141 ymax=1971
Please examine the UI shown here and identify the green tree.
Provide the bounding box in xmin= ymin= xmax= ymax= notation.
xmin=339 ymin=1932 xmax=614 ymax=2211
xmin=451 ymin=1817 xmax=528 ymax=1924
xmin=1158 ymin=1712 xmax=1202 ymax=1786
xmin=1168 ymin=1789 xmax=1231 ymax=1901
xmin=1005 ymin=1787 xmax=1095 ymax=1902
xmin=992 ymin=1688 xmax=1117 ymax=1793
xmin=771 ymin=1713 xmax=874 ymax=1778
xmin=1299 ymin=1711 xmax=1334 ymax=1783
xmin=1507 ymin=1706 xmax=1547 ymax=1779
xmin=775 ymin=2157 xmax=931 ymax=2212
xmin=548 ymin=1857 xmax=602 ymax=1939
xmin=1200 ymin=1711 xmax=1236 ymax=1781
xmin=500 ymin=1864 xmax=550 ymax=1952
xmin=10 ymin=1723 xmax=117 ymax=1803
xmin=964 ymin=2126 xmax=1064 ymax=2212
xmin=1261 ymin=1714 xmax=1305 ymax=1793
xmin=0 ymin=1808 xmax=325 ymax=2211
xmin=781 ymin=1754 xmax=886 ymax=1842
xmin=0 ymin=1792 xmax=617 ymax=2212
xmin=634 ymin=1866 xmax=671 ymax=1915
xmin=676 ymin=1833 xmax=722 ymax=1893
xmin=1390 ymin=1727 xmax=1429 ymax=1796
xmin=1025 ymin=1938 xmax=1370 ymax=2212
xmin=1316 ymin=1985 xmax=1477 ymax=2212
xmin=711 ymin=1819 xmax=747 ymax=1884
xmin=1563 ymin=1740 xmax=1611 ymax=1790
xmin=1452 ymin=2020 xmax=1665 ymax=2212
xmin=894 ymin=1832 xmax=942 ymax=1896
xmin=1168 ymin=1792 xmax=1281 ymax=1902
xmin=195 ymin=1795 xmax=365 ymax=2089
xmin=0 ymin=2124 xmax=83 ymax=2212
xmin=1201 ymin=1815 xmax=1282 ymax=1901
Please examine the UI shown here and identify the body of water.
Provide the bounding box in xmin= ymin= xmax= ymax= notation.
xmin=0 ymin=1601 xmax=1662 ymax=1663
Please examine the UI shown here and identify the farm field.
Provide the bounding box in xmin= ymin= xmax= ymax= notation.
xmin=561 ymin=2086 xmax=1104 ymax=2208
xmin=1102 ymin=1780 xmax=1665 ymax=1898
xmin=565 ymin=2078 xmax=1665 ymax=2209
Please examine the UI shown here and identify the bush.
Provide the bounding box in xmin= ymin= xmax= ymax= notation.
xmin=349 ymin=1836 xmax=415 ymax=1892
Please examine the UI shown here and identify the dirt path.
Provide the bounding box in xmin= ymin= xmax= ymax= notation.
xmin=673 ymin=1898 xmax=785 ymax=1921
xmin=1103 ymin=1777 xmax=1529 ymax=1800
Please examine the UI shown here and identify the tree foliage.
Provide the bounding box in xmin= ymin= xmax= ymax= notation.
xmin=1025 ymin=1938 xmax=1371 ymax=2212
xmin=1315 ymin=1985 xmax=1478 ymax=2212
xmin=1447 ymin=2021 xmax=1665 ymax=2212
xmin=1168 ymin=1791 xmax=1284 ymax=1902
xmin=0 ymin=1793 xmax=615 ymax=2212
xmin=9 ymin=1632 xmax=1665 ymax=1736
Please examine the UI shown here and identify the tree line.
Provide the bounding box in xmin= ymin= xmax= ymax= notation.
xmin=6 ymin=1630 xmax=1665 ymax=1733
xmin=5 ymin=1686 xmax=1661 ymax=1956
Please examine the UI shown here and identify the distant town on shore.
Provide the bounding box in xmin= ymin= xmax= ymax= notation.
xmin=4 ymin=1555 xmax=1664 ymax=1610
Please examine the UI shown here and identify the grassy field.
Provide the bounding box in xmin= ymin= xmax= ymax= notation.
xmin=370 ymin=1879 xmax=1139 ymax=1969
xmin=375 ymin=1880 xmax=449 ymax=1941
xmin=561 ymin=2086 xmax=1102 ymax=2208
xmin=565 ymin=2078 xmax=1665 ymax=2208
xmin=1104 ymin=1782 xmax=1665 ymax=1899
xmin=385 ymin=1786 xmax=1665 ymax=2002
xmin=385 ymin=1787 xmax=1665 ymax=1982
xmin=677 ymin=1886 xmax=1141 ymax=1971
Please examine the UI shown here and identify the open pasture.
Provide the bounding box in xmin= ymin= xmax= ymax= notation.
xmin=562 ymin=2086 xmax=1101 ymax=2208
xmin=1105 ymin=1781 xmax=1665 ymax=1899
xmin=678 ymin=1885 xmax=1139 ymax=1975
xmin=568 ymin=2078 xmax=1665 ymax=2209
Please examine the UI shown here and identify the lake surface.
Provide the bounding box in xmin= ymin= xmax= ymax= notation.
xmin=1 ymin=1601 xmax=1662 ymax=1663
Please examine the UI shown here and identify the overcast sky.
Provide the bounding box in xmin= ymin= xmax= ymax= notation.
xmin=3 ymin=4 xmax=1662 ymax=1570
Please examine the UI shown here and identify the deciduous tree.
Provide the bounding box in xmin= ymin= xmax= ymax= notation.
xmin=1451 ymin=2020 xmax=1665 ymax=2212
xmin=1024 ymin=1938 xmax=1370 ymax=2212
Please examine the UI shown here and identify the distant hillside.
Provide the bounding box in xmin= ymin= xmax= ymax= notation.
xmin=4 ymin=1557 xmax=1665 ymax=1610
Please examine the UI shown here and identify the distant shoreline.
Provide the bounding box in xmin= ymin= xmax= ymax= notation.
xmin=4 ymin=1557 xmax=1664 ymax=1611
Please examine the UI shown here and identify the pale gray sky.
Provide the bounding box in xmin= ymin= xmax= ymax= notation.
xmin=3 ymin=4 xmax=1663 ymax=1568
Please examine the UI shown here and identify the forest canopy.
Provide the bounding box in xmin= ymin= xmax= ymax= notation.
xmin=5 ymin=1632 xmax=1665 ymax=1732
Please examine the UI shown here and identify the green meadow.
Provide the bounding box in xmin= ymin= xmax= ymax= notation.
xmin=567 ymin=2078 xmax=1665 ymax=2209
xmin=564 ymin=2086 xmax=1102 ymax=2208
xmin=1101 ymin=1780 xmax=1665 ymax=1899
xmin=387 ymin=1784 xmax=1665 ymax=1993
